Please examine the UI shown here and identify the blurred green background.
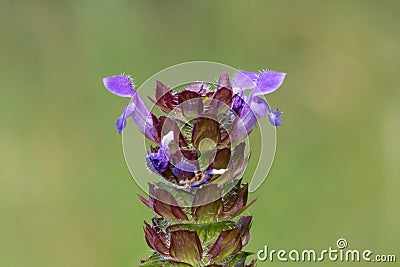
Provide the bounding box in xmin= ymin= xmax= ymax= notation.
xmin=1 ymin=0 xmax=399 ymax=266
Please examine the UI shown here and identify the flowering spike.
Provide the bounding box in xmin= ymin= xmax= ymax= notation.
xmin=102 ymin=70 xmax=286 ymax=266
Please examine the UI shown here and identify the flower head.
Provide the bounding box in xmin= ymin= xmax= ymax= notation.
xmin=103 ymin=70 xmax=285 ymax=188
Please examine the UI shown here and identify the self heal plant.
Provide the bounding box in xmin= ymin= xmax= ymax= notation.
xmin=103 ymin=68 xmax=285 ymax=266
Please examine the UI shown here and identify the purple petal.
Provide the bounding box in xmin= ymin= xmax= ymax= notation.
xmin=146 ymin=133 xmax=173 ymax=173
xmin=115 ymin=105 xmax=129 ymax=134
xmin=232 ymin=94 xmax=246 ymax=116
xmin=248 ymin=95 xmax=269 ymax=118
xmin=146 ymin=150 xmax=169 ymax=174
xmin=104 ymin=74 xmax=157 ymax=139
xmin=240 ymin=100 xmax=258 ymax=133
xmin=103 ymin=75 xmax=135 ymax=97
xmin=233 ymin=71 xmax=258 ymax=89
xmin=123 ymin=92 xmax=157 ymax=141
xmin=268 ymin=109 xmax=282 ymax=127
xmin=228 ymin=98 xmax=258 ymax=143
xmin=254 ymin=71 xmax=286 ymax=95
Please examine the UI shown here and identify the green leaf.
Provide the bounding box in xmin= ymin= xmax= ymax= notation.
xmin=170 ymin=230 xmax=203 ymax=265
xmin=192 ymin=184 xmax=224 ymax=223
xmin=192 ymin=200 xmax=223 ymax=223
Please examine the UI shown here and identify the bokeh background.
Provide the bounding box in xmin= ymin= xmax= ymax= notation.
xmin=1 ymin=1 xmax=399 ymax=266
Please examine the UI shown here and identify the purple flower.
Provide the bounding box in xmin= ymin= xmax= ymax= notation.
xmin=146 ymin=150 xmax=169 ymax=174
xmin=232 ymin=70 xmax=286 ymax=127
xmin=247 ymin=94 xmax=283 ymax=127
xmin=146 ymin=132 xmax=173 ymax=174
xmin=103 ymin=75 xmax=158 ymax=141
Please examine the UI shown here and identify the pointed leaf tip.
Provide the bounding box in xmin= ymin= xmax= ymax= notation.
xmin=217 ymin=72 xmax=232 ymax=90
